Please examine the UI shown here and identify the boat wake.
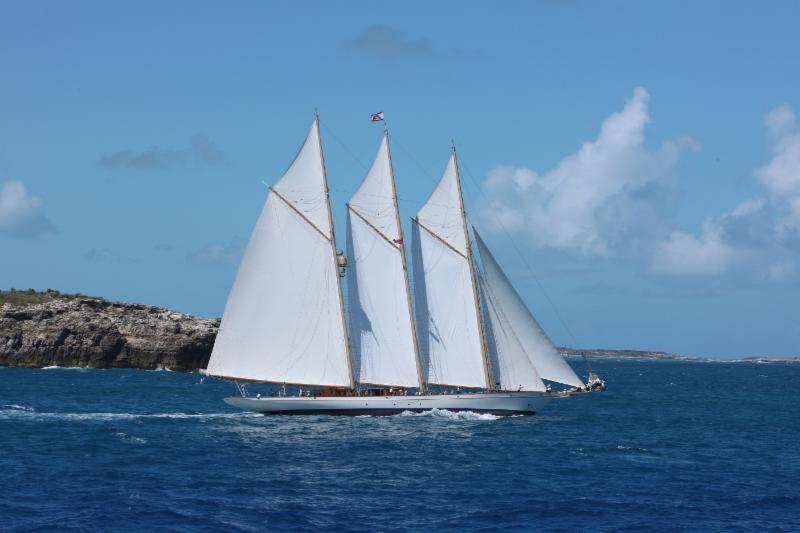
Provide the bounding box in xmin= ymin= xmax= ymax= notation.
xmin=0 ymin=408 xmax=260 ymax=422
xmin=397 ymin=408 xmax=503 ymax=421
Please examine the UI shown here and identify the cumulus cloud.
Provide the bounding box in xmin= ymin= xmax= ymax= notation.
xmin=0 ymin=181 xmax=55 ymax=238
xmin=186 ymin=240 xmax=244 ymax=266
xmin=479 ymin=87 xmax=695 ymax=258
xmin=344 ymin=25 xmax=434 ymax=63
xmin=98 ymin=134 xmax=228 ymax=171
xmin=652 ymin=104 xmax=800 ymax=281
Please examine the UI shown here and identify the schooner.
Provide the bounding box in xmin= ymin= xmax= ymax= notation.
xmin=205 ymin=115 xmax=603 ymax=415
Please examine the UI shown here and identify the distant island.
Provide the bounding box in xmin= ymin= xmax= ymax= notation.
xmin=1 ymin=289 xmax=797 ymax=370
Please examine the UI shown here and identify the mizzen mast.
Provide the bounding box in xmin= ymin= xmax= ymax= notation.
xmin=451 ymin=144 xmax=495 ymax=391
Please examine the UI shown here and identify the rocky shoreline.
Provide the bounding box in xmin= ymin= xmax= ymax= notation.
xmin=1 ymin=292 xmax=796 ymax=370
xmin=0 ymin=296 xmax=218 ymax=371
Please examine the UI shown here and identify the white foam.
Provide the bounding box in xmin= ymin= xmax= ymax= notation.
xmin=398 ymin=408 xmax=502 ymax=421
xmin=41 ymin=365 xmax=87 ymax=370
xmin=114 ymin=432 xmax=148 ymax=444
xmin=2 ymin=404 xmax=34 ymax=411
xmin=0 ymin=409 xmax=260 ymax=422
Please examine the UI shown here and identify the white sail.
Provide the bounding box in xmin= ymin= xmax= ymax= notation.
xmin=412 ymin=153 xmax=486 ymax=388
xmin=206 ymin=119 xmax=351 ymax=386
xmin=474 ymin=232 xmax=546 ymax=391
xmin=346 ymin=134 xmax=420 ymax=388
xmin=474 ymin=231 xmax=583 ymax=388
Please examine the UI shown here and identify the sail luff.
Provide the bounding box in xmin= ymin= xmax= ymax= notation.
xmin=451 ymin=146 xmax=494 ymax=390
xmin=315 ymin=112 xmax=355 ymax=390
xmin=385 ymin=128 xmax=426 ymax=392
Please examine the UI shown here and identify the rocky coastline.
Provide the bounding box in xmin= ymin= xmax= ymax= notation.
xmin=0 ymin=292 xmax=218 ymax=371
xmin=1 ymin=290 xmax=796 ymax=370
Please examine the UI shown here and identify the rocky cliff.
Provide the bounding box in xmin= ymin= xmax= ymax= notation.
xmin=0 ymin=296 xmax=218 ymax=371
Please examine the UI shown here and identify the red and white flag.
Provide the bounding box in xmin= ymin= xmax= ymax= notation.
xmin=371 ymin=111 xmax=384 ymax=122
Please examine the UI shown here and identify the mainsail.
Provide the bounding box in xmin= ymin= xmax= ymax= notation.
xmin=206 ymin=118 xmax=352 ymax=387
xmin=346 ymin=132 xmax=422 ymax=388
xmin=474 ymin=230 xmax=583 ymax=388
xmin=412 ymin=151 xmax=490 ymax=388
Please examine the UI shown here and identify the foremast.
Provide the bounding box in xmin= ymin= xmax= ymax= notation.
xmin=205 ymin=115 xmax=352 ymax=389
xmin=315 ymin=111 xmax=355 ymax=390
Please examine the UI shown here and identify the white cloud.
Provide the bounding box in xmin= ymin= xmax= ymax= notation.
xmin=0 ymin=181 xmax=55 ymax=238
xmin=651 ymin=226 xmax=739 ymax=277
xmin=479 ymin=89 xmax=800 ymax=285
xmin=653 ymin=104 xmax=800 ymax=281
xmin=479 ymin=87 xmax=693 ymax=258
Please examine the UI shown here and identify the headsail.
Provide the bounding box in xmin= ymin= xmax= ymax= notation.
xmin=474 ymin=230 xmax=583 ymax=388
xmin=412 ymin=152 xmax=489 ymax=388
xmin=206 ymin=118 xmax=352 ymax=387
xmin=346 ymin=133 xmax=422 ymax=388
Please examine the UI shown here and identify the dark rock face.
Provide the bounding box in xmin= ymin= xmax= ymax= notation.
xmin=0 ymin=298 xmax=219 ymax=370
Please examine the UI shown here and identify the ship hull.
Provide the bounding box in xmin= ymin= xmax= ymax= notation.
xmin=224 ymin=391 xmax=551 ymax=416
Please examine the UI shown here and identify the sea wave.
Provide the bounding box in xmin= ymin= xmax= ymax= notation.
xmin=41 ymin=365 xmax=88 ymax=370
xmin=397 ymin=408 xmax=502 ymax=421
xmin=114 ymin=432 xmax=148 ymax=444
xmin=1 ymin=404 xmax=34 ymax=412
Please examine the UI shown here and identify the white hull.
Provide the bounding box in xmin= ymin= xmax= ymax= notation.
xmin=224 ymin=391 xmax=551 ymax=416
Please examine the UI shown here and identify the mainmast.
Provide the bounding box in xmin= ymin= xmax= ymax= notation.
xmin=451 ymin=144 xmax=495 ymax=391
xmin=385 ymin=124 xmax=426 ymax=393
xmin=315 ymin=111 xmax=355 ymax=390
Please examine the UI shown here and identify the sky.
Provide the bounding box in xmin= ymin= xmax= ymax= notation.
xmin=1 ymin=1 xmax=799 ymax=358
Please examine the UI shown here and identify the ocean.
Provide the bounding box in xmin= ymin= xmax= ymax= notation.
xmin=1 ymin=359 xmax=798 ymax=531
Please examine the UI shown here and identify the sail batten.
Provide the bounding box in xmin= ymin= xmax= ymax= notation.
xmin=346 ymin=133 xmax=421 ymax=389
xmin=206 ymin=118 xmax=351 ymax=387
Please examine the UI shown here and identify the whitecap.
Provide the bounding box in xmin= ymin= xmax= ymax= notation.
xmin=398 ymin=408 xmax=502 ymax=421
xmin=114 ymin=432 xmax=147 ymax=444
xmin=1 ymin=404 xmax=34 ymax=411
xmin=41 ymin=365 xmax=87 ymax=370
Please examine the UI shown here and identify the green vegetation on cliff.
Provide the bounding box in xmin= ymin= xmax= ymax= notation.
xmin=0 ymin=288 xmax=102 ymax=306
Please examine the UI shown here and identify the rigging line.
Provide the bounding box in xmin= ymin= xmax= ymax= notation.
xmin=458 ymin=157 xmax=593 ymax=375
xmin=319 ymin=121 xmax=370 ymax=172
xmin=390 ymin=135 xmax=447 ymax=187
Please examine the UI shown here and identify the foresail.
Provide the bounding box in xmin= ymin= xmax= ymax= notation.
xmin=207 ymin=120 xmax=351 ymax=386
xmin=412 ymin=153 xmax=486 ymax=388
xmin=346 ymin=135 xmax=420 ymax=388
xmin=474 ymin=233 xmax=546 ymax=391
xmin=474 ymin=230 xmax=583 ymax=388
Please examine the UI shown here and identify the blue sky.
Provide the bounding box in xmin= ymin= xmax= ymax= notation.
xmin=2 ymin=1 xmax=799 ymax=358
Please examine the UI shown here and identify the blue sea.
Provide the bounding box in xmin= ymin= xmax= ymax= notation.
xmin=1 ymin=360 xmax=798 ymax=531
